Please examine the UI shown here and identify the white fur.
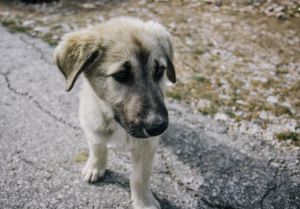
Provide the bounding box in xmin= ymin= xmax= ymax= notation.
xmin=79 ymin=77 xmax=161 ymax=209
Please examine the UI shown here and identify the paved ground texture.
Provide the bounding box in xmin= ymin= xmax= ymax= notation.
xmin=0 ymin=26 xmax=299 ymax=209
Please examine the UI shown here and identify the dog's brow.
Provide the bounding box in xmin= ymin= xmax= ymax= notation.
xmin=155 ymin=58 xmax=167 ymax=68
xmin=106 ymin=62 xmax=125 ymax=76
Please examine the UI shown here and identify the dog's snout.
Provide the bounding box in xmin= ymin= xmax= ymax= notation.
xmin=144 ymin=118 xmax=168 ymax=137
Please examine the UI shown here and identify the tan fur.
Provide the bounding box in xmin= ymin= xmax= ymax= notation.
xmin=124 ymin=95 xmax=143 ymax=124
xmin=53 ymin=17 xmax=175 ymax=209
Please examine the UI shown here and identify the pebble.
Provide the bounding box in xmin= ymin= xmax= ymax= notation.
xmin=33 ymin=26 xmax=49 ymax=33
xmin=81 ymin=3 xmax=96 ymax=9
xmin=197 ymin=99 xmax=211 ymax=109
xmin=22 ymin=20 xmax=35 ymax=27
xmin=215 ymin=113 xmax=229 ymax=121
xmin=266 ymin=96 xmax=278 ymax=104
xmin=259 ymin=111 xmax=269 ymax=120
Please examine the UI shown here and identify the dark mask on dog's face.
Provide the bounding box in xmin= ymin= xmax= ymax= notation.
xmin=87 ymin=36 xmax=175 ymax=138
xmin=110 ymin=41 xmax=172 ymax=138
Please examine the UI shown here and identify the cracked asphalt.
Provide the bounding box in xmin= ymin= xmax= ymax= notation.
xmin=0 ymin=26 xmax=299 ymax=209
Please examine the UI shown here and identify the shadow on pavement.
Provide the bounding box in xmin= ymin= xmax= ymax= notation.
xmin=93 ymin=170 xmax=183 ymax=209
xmin=161 ymin=123 xmax=300 ymax=209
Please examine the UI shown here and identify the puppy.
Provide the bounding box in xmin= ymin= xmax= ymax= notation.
xmin=54 ymin=17 xmax=175 ymax=209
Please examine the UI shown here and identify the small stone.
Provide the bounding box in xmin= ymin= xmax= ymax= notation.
xmin=236 ymin=100 xmax=247 ymax=105
xmin=281 ymin=102 xmax=292 ymax=108
xmin=168 ymin=22 xmax=176 ymax=29
xmin=33 ymin=26 xmax=49 ymax=33
xmin=60 ymin=23 xmax=71 ymax=32
xmin=270 ymin=162 xmax=280 ymax=167
xmin=22 ymin=20 xmax=35 ymax=27
xmin=215 ymin=113 xmax=229 ymax=121
xmin=127 ymin=8 xmax=136 ymax=13
xmin=266 ymin=96 xmax=278 ymax=104
xmin=212 ymin=190 xmax=218 ymax=197
xmin=81 ymin=3 xmax=96 ymax=9
xmin=197 ymin=99 xmax=211 ymax=109
xmin=253 ymin=76 xmax=268 ymax=83
xmin=138 ymin=0 xmax=146 ymax=5
xmin=176 ymin=150 xmax=182 ymax=155
xmin=259 ymin=111 xmax=268 ymax=120
xmin=274 ymin=5 xmax=285 ymax=13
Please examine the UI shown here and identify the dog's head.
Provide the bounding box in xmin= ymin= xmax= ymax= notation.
xmin=54 ymin=17 xmax=176 ymax=138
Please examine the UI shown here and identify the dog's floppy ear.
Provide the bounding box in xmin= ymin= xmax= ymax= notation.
xmin=159 ymin=36 xmax=176 ymax=83
xmin=166 ymin=54 xmax=176 ymax=83
xmin=54 ymin=29 xmax=103 ymax=91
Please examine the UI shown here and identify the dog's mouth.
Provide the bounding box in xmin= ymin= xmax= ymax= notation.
xmin=114 ymin=116 xmax=168 ymax=138
xmin=126 ymin=128 xmax=151 ymax=138
xmin=125 ymin=125 xmax=168 ymax=138
xmin=142 ymin=128 xmax=151 ymax=138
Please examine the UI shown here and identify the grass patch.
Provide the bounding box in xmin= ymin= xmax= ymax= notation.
xmin=276 ymin=131 xmax=300 ymax=146
xmin=0 ymin=18 xmax=58 ymax=46
xmin=275 ymin=64 xmax=289 ymax=75
xmin=209 ymin=54 xmax=220 ymax=62
xmin=1 ymin=19 xmax=27 ymax=33
xmin=166 ymin=90 xmax=182 ymax=100
xmin=74 ymin=150 xmax=89 ymax=163
xmin=227 ymin=77 xmax=244 ymax=90
xmin=41 ymin=33 xmax=58 ymax=46
xmin=198 ymin=105 xmax=217 ymax=116
xmin=225 ymin=110 xmax=236 ymax=118
xmin=193 ymin=75 xmax=208 ymax=83
xmin=233 ymin=50 xmax=244 ymax=57
xmin=193 ymin=46 xmax=207 ymax=55
xmin=288 ymin=81 xmax=300 ymax=92
xmin=272 ymin=105 xmax=292 ymax=116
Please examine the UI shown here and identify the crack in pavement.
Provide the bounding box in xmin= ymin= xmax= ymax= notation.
xmin=2 ymin=71 xmax=28 ymax=97
xmin=201 ymin=198 xmax=236 ymax=209
xmin=260 ymin=158 xmax=280 ymax=209
xmin=260 ymin=183 xmax=278 ymax=209
xmin=0 ymin=72 xmax=80 ymax=131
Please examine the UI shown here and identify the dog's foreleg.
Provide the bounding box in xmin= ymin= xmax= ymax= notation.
xmin=82 ymin=130 xmax=108 ymax=183
xmin=130 ymin=138 xmax=161 ymax=209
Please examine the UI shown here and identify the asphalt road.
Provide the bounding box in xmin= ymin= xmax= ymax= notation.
xmin=0 ymin=26 xmax=299 ymax=209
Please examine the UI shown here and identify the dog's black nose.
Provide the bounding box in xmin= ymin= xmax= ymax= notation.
xmin=145 ymin=119 xmax=168 ymax=137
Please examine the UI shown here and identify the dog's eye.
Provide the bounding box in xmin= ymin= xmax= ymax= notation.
xmin=112 ymin=70 xmax=128 ymax=82
xmin=154 ymin=66 xmax=165 ymax=80
xmin=112 ymin=61 xmax=131 ymax=83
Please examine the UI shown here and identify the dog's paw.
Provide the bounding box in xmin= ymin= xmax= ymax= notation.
xmin=82 ymin=159 xmax=106 ymax=183
xmin=132 ymin=193 xmax=161 ymax=209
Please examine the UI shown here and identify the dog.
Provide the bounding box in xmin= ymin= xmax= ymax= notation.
xmin=53 ymin=17 xmax=176 ymax=209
